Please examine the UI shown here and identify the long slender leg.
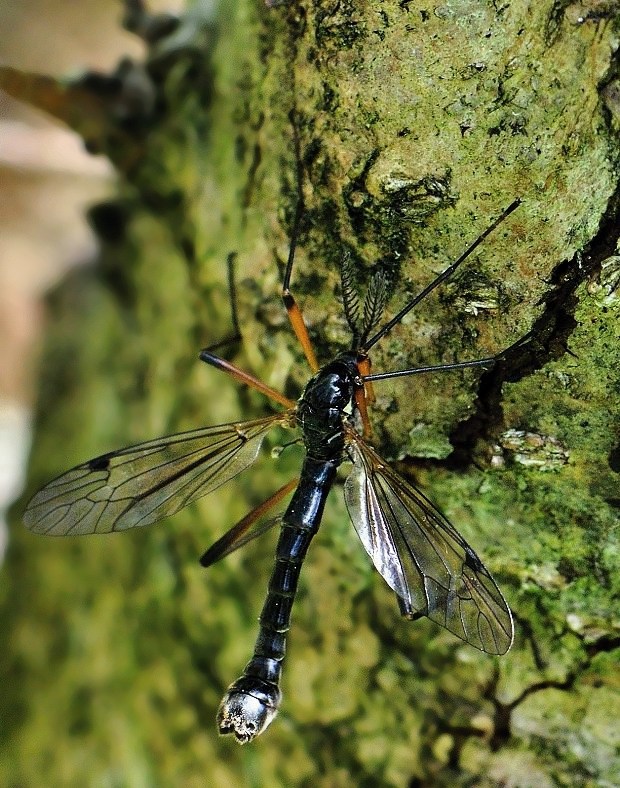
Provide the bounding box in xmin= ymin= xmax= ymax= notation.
xmin=280 ymin=110 xmax=321 ymax=373
xmin=227 ymin=251 xmax=242 ymax=340
xmin=354 ymin=384 xmax=373 ymax=440
xmin=200 ymin=350 xmax=296 ymax=409
xmin=200 ymin=477 xmax=298 ymax=567
xmin=281 ymin=200 xmax=320 ymax=373
xmin=202 ymin=252 xmax=243 ymax=353
xmin=363 ymin=331 xmax=532 ymax=383
xmin=354 ymin=357 xmax=373 ymax=439
xmin=364 ymin=356 xmax=496 ymax=383
xmin=356 ymin=354 xmax=376 ymax=403
xmin=361 ymin=199 xmax=522 ymax=353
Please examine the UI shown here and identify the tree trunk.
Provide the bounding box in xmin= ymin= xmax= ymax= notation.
xmin=2 ymin=1 xmax=619 ymax=786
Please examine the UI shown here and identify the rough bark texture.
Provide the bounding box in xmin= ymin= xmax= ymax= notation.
xmin=2 ymin=1 xmax=619 ymax=786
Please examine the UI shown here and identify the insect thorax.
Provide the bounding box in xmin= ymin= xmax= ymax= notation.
xmin=297 ymin=352 xmax=360 ymax=462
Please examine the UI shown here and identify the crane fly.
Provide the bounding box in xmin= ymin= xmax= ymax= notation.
xmin=24 ymin=200 xmax=521 ymax=743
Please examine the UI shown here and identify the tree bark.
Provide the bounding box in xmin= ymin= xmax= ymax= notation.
xmin=2 ymin=1 xmax=619 ymax=786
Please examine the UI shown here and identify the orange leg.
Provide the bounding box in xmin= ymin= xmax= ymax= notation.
xmin=357 ymin=355 xmax=376 ymax=405
xmin=280 ymin=195 xmax=320 ymax=373
xmin=282 ymin=289 xmax=320 ymax=373
xmin=354 ymin=362 xmax=373 ymax=440
xmin=200 ymin=350 xmax=296 ymax=409
xmin=200 ymin=477 xmax=299 ymax=567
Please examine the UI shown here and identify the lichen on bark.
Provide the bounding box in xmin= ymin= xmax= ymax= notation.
xmin=1 ymin=0 xmax=619 ymax=786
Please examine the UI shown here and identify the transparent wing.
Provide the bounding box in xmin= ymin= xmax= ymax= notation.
xmin=24 ymin=415 xmax=291 ymax=536
xmin=344 ymin=433 xmax=513 ymax=655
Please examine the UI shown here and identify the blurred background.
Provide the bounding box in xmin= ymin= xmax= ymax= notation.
xmin=0 ymin=0 xmax=184 ymax=561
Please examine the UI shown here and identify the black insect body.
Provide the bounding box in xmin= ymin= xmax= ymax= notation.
xmin=24 ymin=202 xmax=521 ymax=742
xmin=216 ymin=354 xmax=361 ymax=742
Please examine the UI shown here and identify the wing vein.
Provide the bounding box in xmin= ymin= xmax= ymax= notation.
xmin=344 ymin=431 xmax=513 ymax=654
xmin=24 ymin=414 xmax=291 ymax=536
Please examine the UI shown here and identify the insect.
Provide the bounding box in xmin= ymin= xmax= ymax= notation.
xmin=24 ymin=200 xmax=521 ymax=743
